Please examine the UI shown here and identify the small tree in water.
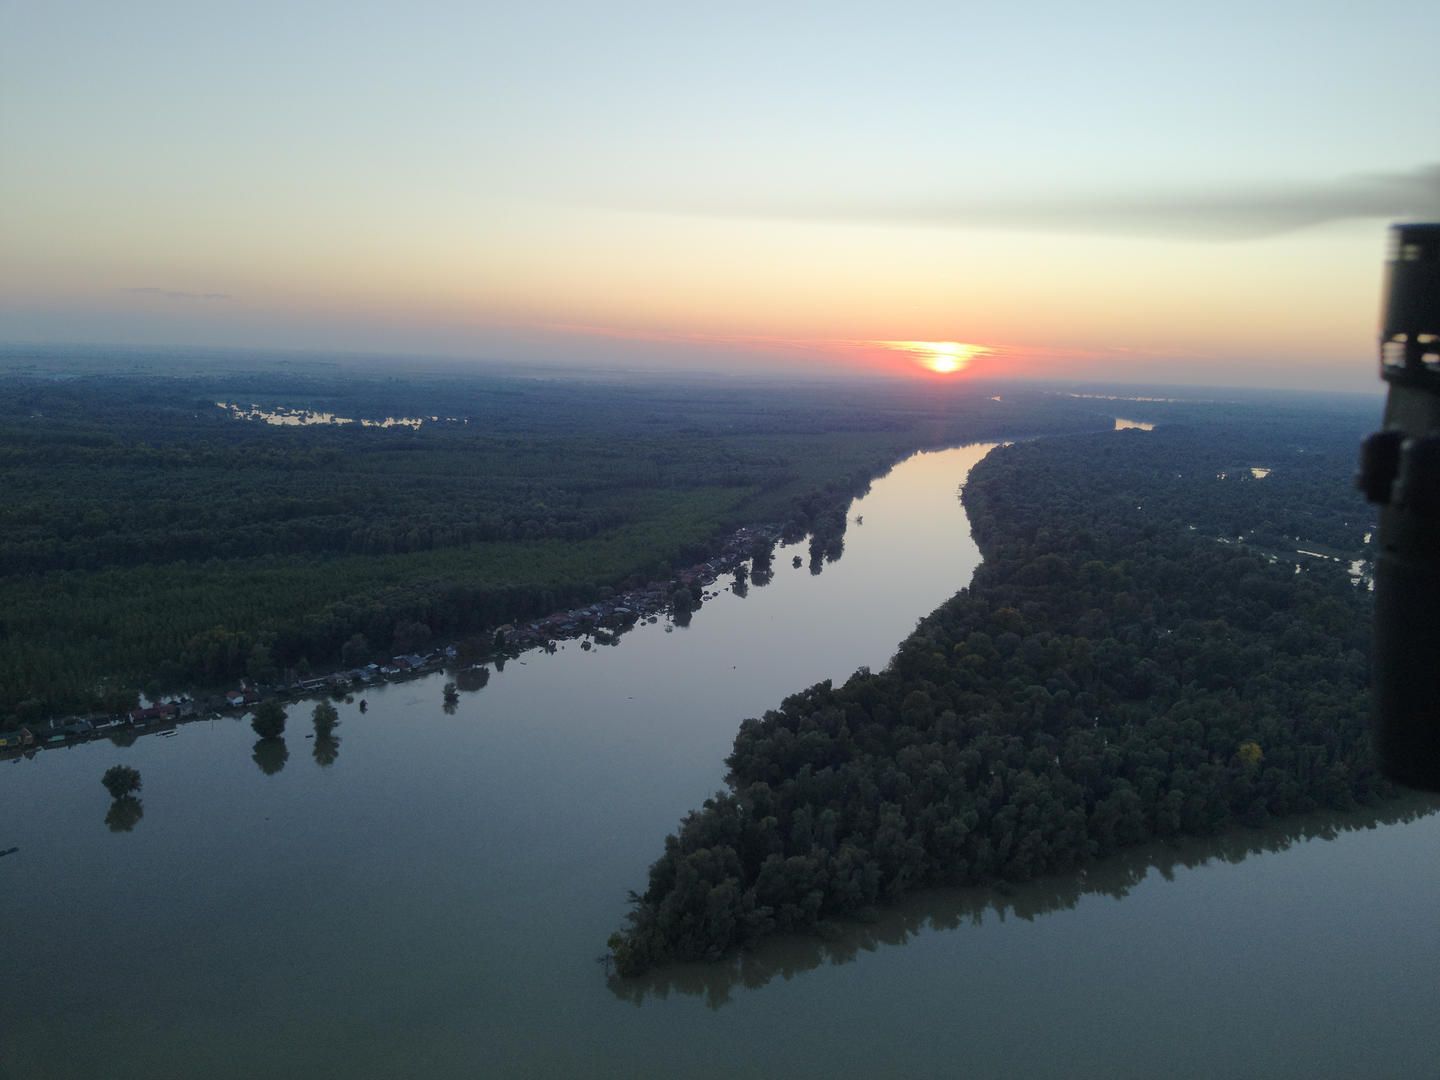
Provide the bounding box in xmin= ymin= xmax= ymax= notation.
xmin=312 ymin=733 xmax=340 ymax=767
xmin=105 ymin=797 xmax=144 ymax=832
xmin=101 ymin=764 xmax=142 ymax=800
xmin=251 ymin=698 xmax=287 ymax=740
xmin=252 ymin=738 xmax=289 ymax=775
xmin=312 ymin=700 xmax=339 ymax=738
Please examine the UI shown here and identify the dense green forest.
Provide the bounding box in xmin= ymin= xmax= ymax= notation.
xmin=2 ymin=371 xmax=1116 ymax=727
xmin=606 ymin=409 xmax=1387 ymax=976
xmin=608 ymin=793 xmax=1436 ymax=1007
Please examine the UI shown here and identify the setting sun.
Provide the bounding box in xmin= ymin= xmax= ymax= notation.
xmin=874 ymin=341 xmax=992 ymax=375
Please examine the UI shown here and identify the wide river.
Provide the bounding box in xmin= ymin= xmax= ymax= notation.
xmin=3 ymin=444 xmax=1437 ymax=1080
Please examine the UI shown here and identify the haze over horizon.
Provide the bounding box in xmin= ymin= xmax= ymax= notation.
xmin=3 ymin=1 xmax=1436 ymax=393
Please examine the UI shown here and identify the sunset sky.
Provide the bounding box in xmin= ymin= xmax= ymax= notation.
xmin=3 ymin=1 xmax=1437 ymax=390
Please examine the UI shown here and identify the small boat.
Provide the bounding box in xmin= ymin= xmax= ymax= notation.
xmin=0 ymin=847 xmax=18 ymax=858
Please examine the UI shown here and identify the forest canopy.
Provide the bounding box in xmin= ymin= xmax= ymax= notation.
xmin=2 ymin=371 xmax=1119 ymax=726
xmin=607 ymin=411 xmax=1386 ymax=976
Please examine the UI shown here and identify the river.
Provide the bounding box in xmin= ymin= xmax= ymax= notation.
xmin=2 ymin=444 xmax=1436 ymax=1080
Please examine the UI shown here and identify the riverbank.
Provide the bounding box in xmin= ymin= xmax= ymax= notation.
xmin=2 ymin=521 xmax=787 ymax=760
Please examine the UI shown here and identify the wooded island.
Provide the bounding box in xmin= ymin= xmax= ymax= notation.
xmin=608 ymin=409 xmax=1385 ymax=975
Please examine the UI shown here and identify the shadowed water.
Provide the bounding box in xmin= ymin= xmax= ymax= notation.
xmin=1 ymin=443 xmax=1436 ymax=1080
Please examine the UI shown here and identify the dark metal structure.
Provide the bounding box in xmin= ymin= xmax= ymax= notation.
xmin=1356 ymin=223 xmax=1440 ymax=791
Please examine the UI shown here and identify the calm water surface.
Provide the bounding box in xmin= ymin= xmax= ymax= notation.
xmin=3 ymin=444 xmax=1437 ymax=1079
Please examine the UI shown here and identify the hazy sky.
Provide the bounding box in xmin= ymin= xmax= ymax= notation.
xmin=3 ymin=0 xmax=1437 ymax=389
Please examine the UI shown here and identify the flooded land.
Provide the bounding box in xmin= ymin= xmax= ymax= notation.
xmin=1 ymin=444 xmax=1435 ymax=1080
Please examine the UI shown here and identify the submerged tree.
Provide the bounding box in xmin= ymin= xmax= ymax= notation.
xmin=310 ymin=699 xmax=342 ymax=759
xmin=312 ymin=700 xmax=339 ymax=738
xmin=101 ymin=764 xmax=142 ymax=800
xmin=252 ymin=738 xmax=289 ymax=775
xmin=312 ymin=734 xmax=340 ymax=767
xmin=749 ymin=539 xmax=774 ymax=573
xmin=731 ymin=564 xmax=749 ymax=599
xmin=105 ymin=796 xmax=144 ymax=833
xmin=251 ymin=698 xmax=287 ymax=740
xmin=101 ymin=764 xmax=145 ymax=833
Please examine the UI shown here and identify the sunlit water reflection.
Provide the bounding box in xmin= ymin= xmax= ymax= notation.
xmin=2 ymin=443 xmax=1436 ymax=1080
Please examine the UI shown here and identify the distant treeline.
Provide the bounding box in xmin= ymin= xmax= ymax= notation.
xmin=607 ymin=413 xmax=1386 ymax=976
xmin=2 ymin=372 xmax=1117 ymax=727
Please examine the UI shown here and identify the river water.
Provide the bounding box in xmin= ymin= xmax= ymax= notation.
xmin=2 ymin=444 xmax=1437 ymax=1080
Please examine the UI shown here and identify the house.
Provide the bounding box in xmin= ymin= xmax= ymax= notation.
xmin=129 ymin=704 xmax=177 ymax=726
xmin=0 ymin=728 xmax=33 ymax=749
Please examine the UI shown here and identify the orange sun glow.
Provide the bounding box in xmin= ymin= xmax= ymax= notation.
xmin=874 ymin=341 xmax=991 ymax=375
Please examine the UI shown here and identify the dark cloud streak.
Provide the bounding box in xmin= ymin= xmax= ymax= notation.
xmin=703 ymin=165 xmax=1440 ymax=241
